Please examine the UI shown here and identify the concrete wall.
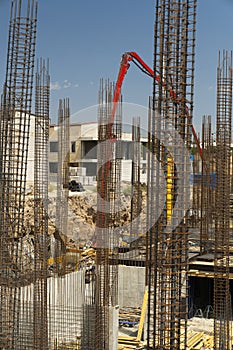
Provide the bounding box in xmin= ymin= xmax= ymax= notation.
xmin=17 ymin=266 xmax=146 ymax=347
xmin=19 ymin=270 xmax=85 ymax=348
xmin=118 ymin=265 xmax=145 ymax=308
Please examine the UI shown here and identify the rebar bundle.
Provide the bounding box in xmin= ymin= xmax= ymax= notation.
xmin=200 ymin=115 xmax=215 ymax=254
xmin=214 ymin=50 xmax=232 ymax=350
xmin=130 ymin=116 xmax=141 ymax=238
xmin=33 ymin=58 xmax=50 ymax=349
xmin=0 ymin=0 xmax=37 ymax=348
xmin=83 ymin=80 xmax=121 ymax=350
xmin=190 ymin=149 xmax=202 ymax=227
xmin=55 ymin=98 xmax=70 ymax=271
xmin=147 ymin=0 xmax=196 ymax=348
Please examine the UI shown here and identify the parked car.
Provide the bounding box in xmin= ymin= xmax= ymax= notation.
xmin=69 ymin=180 xmax=85 ymax=192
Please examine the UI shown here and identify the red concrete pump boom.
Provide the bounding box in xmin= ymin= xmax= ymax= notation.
xmin=99 ymin=52 xmax=202 ymax=235
xmin=111 ymin=51 xmax=202 ymax=158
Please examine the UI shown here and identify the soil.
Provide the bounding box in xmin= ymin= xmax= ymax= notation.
xmin=24 ymin=184 xmax=147 ymax=248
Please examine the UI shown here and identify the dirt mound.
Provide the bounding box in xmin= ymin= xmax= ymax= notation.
xmin=24 ymin=185 xmax=147 ymax=246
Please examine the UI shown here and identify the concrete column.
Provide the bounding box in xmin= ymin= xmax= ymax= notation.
xmin=109 ymin=305 xmax=119 ymax=350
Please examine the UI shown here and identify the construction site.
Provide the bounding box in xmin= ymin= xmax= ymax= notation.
xmin=0 ymin=0 xmax=233 ymax=349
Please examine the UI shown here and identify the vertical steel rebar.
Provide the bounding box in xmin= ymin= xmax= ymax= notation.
xmin=33 ymin=58 xmax=50 ymax=350
xmin=83 ymin=80 xmax=121 ymax=350
xmin=147 ymin=0 xmax=197 ymax=348
xmin=130 ymin=116 xmax=141 ymax=243
xmin=55 ymin=98 xmax=70 ymax=273
xmin=200 ymin=115 xmax=214 ymax=254
xmin=0 ymin=1 xmax=38 ymax=348
xmin=214 ymin=50 xmax=232 ymax=350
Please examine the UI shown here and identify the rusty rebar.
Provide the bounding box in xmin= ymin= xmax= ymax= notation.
xmin=147 ymin=0 xmax=197 ymax=348
xmin=83 ymin=80 xmax=121 ymax=350
xmin=55 ymin=98 xmax=70 ymax=273
xmin=130 ymin=116 xmax=141 ymax=239
xmin=0 ymin=0 xmax=38 ymax=347
xmin=200 ymin=115 xmax=215 ymax=254
xmin=214 ymin=50 xmax=232 ymax=350
xmin=33 ymin=57 xmax=50 ymax=350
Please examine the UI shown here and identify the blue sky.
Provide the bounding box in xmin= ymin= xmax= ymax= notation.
xmin=0 ymin=0 xmax=233 ymax=132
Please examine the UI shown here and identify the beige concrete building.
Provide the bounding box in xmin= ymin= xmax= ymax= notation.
xmin=48 ymin=122 xmax=148 ymax=184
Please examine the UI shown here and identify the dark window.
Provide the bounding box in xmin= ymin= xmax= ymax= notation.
xmin=50 ymin=141 xmax=58 ymax=152
xmin=142 ymin=142 xmax=147 ymax=160
xmin=121 ymin=141 xmax=131 ymax=160
xmin=82 ymin=141 xmax=97 ymax=159
xmin=49 ymin=162 xmax=58 ymax=174
xmin=71 ymin=141 xmax=76 ymax=153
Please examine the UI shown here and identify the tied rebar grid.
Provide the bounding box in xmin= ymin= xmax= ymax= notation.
xmin=130 ymin=116 xmax=142 ymax=242
xmin=147 ymin=1 xmax=196 ymax=348
xmin=33 ymin=58 xmax=50 ymax=350
xmin=0 ymin=0 xmax=37 ymax=348
xmin=84 ymin=80 xmax=121 ymax=350
xmin=200 ymin=115 xmax=215 ymax=254
xmin=55 ymin=98 xmax=70 ymax=274
xmin=214 ymin=51 xmax=232 ymax=350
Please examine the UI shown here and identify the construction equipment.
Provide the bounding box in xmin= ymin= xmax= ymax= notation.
xmin=101 ymin=50 xmax=201 ymax=201
xmin=99 ymin=47 xmax=197 ymax=349
xmin=112 ymin=51 xmax=202 ymax=157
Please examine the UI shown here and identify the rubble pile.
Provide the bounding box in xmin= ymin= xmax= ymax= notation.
xmin=24 ymin=185 xmax=147 ymax=246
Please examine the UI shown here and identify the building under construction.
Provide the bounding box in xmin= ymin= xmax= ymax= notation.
xmin=0 ymin=0 xmax=233 ymax=349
